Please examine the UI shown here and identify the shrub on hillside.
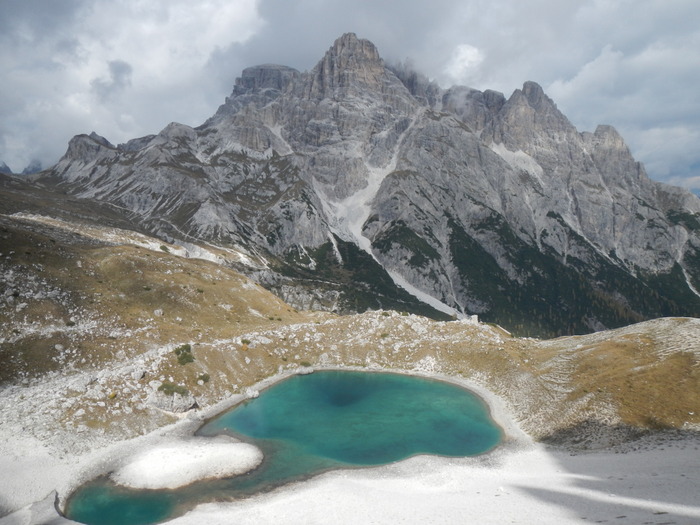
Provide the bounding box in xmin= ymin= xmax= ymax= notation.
xmin=174 ymin=343 xmax=194 ymax=365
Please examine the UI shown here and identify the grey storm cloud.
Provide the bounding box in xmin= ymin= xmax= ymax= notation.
xmin=0 ymin=0 xmax=87 ymax=37
xmin=91 ymin=60 xmax=133 ymax=102
xmin=0 ymin=0 xmax=699 ymax=193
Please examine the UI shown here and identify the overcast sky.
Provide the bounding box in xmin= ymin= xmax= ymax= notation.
xmin=1 ymin=0 xmax=699 ymax=192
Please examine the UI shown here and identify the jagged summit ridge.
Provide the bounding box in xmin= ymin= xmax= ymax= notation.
xmin=234 ymin=64 xmax=300 ymax=95
xmin=209 ymin=64 xmax=300 ymax=123
xmin=35 ymin=33 xmax=700 ymax=336
xmin=302 ymin=32 xmax=386 ymax=99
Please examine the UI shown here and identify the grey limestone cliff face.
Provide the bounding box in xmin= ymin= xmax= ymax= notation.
xmin=209 ymin=64 xmax=300 ymax=122
xmin=302 ymin=32 xmax=386 ymax=100
xmin=235 ymin=64 xmax=299 ymax=94
xmin=442 ymin=86 xmax=506 ymax=131
xmin=37 ymin=33 xmax=700 ymax=336
xmin=273 ymin=33 xmax=420 ymax=200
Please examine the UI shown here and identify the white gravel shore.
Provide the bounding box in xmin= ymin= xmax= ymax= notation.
xmin=166 ymin=437 xmax=700 ymax=525
xmin=110 ymin=437 xmax=262 ymax=490
xmin=1 ymin=372 xmax=699 ymax=525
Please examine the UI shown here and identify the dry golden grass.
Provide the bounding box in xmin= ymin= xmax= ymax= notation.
xmin=1 ymin=213 xmax=699 ymax=447
xmin=0 ymin=215 xmax=305 ymax=382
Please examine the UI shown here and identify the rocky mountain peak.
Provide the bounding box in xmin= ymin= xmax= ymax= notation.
xmin=389 ymin=62 xmax=443 ymax=108
xmin=20 ymin=159 xmax=44 ymax=175
xmin=504 ymin=81 xmax=563 ymax=120
xmin=158 ymin=122 xmax=197 ymax=141
xmin=327 ymin=32 xmax=382 ymax=65
xmin=484 ymin=81 xmax=575 ymax=152
xmin=521 ymin=80 xmax=550 ymax=110
xmin=233 ymin=64 xmax=300 ymax=96
xmin=208 ymin=65 xmax=300 ymax=124
xmin=441 ymin=86 xmax=506 ymax=132
xmin=302 ymin=32 xmax=388 ymax=100
xmin=592 ymin=124 xmax=628 ymax=151
xmin=60 ymin=133 xmax=117 ymax=167
xmin=33 ymin=33 xmax=700 ymax=337
xmin=88 ymin=132 xmax=115 ymax=148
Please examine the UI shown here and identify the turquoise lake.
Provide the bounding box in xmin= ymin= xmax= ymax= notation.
xmin=66 ymin=370 xmax=503 ymax=525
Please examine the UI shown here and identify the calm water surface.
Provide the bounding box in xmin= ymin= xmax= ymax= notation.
xmin=66 ymin=371 xmax=503 ymax=525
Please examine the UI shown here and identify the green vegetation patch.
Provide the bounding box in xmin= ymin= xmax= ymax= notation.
xmin=173 ymin=343 xmax=194 ymax=365
xmin=448 ymin=209 xmax=700 ymax=337
xmin=271 ymin=235 xmax=450 ymax=321
xmin=373 ymin=220 xmax=440 ymax=269
xmin=666 ymin=209 xmax=700 ymax=231
xmin=158 ymin=382 xmax=189 ymax=396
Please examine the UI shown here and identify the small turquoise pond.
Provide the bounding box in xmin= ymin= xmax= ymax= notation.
xmin=66 ymin=371 xmax=502 ymax=525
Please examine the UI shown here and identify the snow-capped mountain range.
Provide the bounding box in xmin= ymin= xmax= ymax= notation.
xmin=26 ymin=33 xmax=700 ymax=336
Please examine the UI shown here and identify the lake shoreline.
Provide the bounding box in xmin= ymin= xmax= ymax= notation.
xmin=65 ymin=366 xmax=515 ymax=524
xmin=2 ymin=366 xmax=699 ymax=524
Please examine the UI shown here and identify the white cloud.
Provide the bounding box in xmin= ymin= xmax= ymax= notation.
xmin=631 ymin=125 xmax=700 ymax=182
xmin=549 ymin=46 xmax=623 ymax=97
xmin=0 ymin=0 xmax=263 ymax=171
xmin=668 ymin=175 xmax=700 ymax=194
xmin=76 ymin=1 xmax=262 ymax=85
xmin=547 ymin=28 xmax=700 ymax=186
xmin=443 ymin=44 xmax=484 ymax=87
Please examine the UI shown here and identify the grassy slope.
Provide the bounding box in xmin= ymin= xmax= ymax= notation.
xmin=0 ymin=212 xmax=698 ymax=453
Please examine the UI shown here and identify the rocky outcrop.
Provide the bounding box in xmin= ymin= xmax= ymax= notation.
xmin=235 ymin=64 xmax=299 ymax=94
xmin=146 ymin=389 xmax=198 ymax=413
xmin=301 ymin=32 xmax=388 ymax=100
xmin=20 ymin=160 xmax=43 ymax=175
xmin=209 ymin=64 xmax=300 ymax=123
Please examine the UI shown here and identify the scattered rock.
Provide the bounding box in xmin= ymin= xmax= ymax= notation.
xmin=243 ymin=387 xmax=259 ymax=399
xmin=146 ymin=390 xmax=198 ymax=413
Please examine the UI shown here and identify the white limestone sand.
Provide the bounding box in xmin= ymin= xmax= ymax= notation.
xmin=110 ymin=438 xmax=262 ymax=490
